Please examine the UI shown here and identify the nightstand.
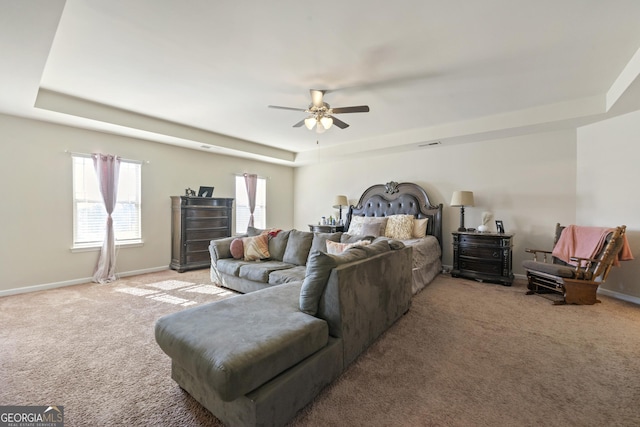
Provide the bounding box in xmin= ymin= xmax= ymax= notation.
xmin=451 ymin=231 xmax=514 ymax=285
xmin=308 ymin=224 xmax=345 ymax=233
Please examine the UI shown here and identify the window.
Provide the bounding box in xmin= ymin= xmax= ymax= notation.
xmin=72 ymin=155 xmax=142 ymax=248
xmin=235 ymin=175 xmax=266 ymax=234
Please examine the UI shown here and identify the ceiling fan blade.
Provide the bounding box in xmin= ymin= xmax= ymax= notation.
xmin=310 ymin=89 xmax=325 ymax=108
xmin=331 ymin=105 xmax=370 ymax=114
xmin=331 ymin=116 xmax=349 ymax=129
xmin=268 ymin=105 xmax=307 ymax=112
xmin=292 ymin=119 xmax=305 ymax=128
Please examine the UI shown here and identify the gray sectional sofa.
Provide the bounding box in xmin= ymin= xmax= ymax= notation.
xmin=155 ymin=231 xmax=413 ymax=427
xmin=208 ymin=228 xmax=368 ymax=294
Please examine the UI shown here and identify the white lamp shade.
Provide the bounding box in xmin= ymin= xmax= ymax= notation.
xmin=332 ymin=195 xmax=348 ymax=208
xmin=320 ymin=116 xmax=333 ymax=130
xmin=316 ymin=120 xmax=326 ymax=133
xmin=304 ymin=116 xmax=316 ymax=130
xmin=450 ymin=191 xmax=474 ymax=207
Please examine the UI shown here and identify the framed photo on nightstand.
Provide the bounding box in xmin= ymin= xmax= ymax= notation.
xmin=495 ymin=220 xmax=504 ymax=234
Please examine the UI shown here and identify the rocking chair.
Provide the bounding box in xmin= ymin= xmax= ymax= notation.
xmin=522 ymin=224 xmax=627 ymax=305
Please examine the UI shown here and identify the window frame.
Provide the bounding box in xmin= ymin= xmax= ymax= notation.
xmin=71 ymin=154 xmax=143 ymax=251
xmin=235 ymin=175 xmax=266 ymax=234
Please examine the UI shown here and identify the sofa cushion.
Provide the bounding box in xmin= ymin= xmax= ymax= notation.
xmin=326 ymin=239 xmax=371 ymax=255
xmin=300 ymin=245 xmax=372 ymax=315
xmin=268 ymin=266 xmax=306 ymax=285
xmin=155 ymin=282 xmax=328 ymax=402
xmin=216 ymin=258 xmax=254 ymax=276
xmin=268 ymin=230 xmax=291 ymax=261
xmin=300 ymin=251 xmax=337 ymax=315
xmin=246 ymin=226 xmax=265 ymax=236
xmin=210 ymin=236 xmax=241 ymax=262
xmin=522 ymin=260 xmax=577 ymax=279
xmin=360 ymin=239 xmax=391 ymax=257
xmin=243 ymin=234 xmax=270 ymax=261
xmin=230 ymin=238 xmax=244 ymax=259
xmin=283 ymin=230 xmax=314 ymax=266
xmin=310 ymin=232 xmax=342 ymax=254
xmin=239 ymin=261 xmax=296 ymax=283
xmin=341 ymin=233 xmax=375 ymax=244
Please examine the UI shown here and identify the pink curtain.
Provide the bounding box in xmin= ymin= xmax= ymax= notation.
xmin=92 ymin=154 xmax=121 ymax=284
xmin=243 ymin=173 xmax=258 ymax=227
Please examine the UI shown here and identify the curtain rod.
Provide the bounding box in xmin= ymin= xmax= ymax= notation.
xmin=64 ymin=150 xmax=149 ymax=164
xmin=233 ymin=172 xmax=270 ymax=180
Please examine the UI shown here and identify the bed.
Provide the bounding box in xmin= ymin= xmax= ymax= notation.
xmin=345 ymin=181 xmax=443 ymax=294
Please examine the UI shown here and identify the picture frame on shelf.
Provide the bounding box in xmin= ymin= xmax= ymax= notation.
xmin=198 ymin=186 xmax=214 ymax=197
xmin=495 ymin=220 xmax=505 ymax=234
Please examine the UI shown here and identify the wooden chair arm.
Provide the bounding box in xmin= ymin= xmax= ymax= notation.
xmin=525 ymin=248 xmax=553 ymax=262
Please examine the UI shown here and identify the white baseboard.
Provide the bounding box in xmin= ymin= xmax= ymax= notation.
xmin=597 ymin=287 xmax=640 ymax=305
xmin=442 ymin=265 xmax=638 ymax=305
xmin=0 ymin=266 xmax=169 ymax=297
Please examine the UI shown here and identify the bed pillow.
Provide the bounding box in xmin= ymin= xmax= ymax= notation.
xmin=242 ymin=234 xmax=270 ymax=261
xmin=413 ymin=218 xmax=429 ymax=238
xmin=347 ymin=216 xmax=388 ymax=235
xmin=326 ymin=239 xmax=371 ymax=255
xmin=229 ymin=238 xmax=244 ymax=259
xmin=385 ymin=215 xmax=415 ymax=240
xmin=361 ymin=222 xmax=384 ymax=237
xmin=346 ymin=216 xmax=366 ymax=235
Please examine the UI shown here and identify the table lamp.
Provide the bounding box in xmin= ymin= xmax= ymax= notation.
xmin=450 ymin=191 xmax=474 ymax=232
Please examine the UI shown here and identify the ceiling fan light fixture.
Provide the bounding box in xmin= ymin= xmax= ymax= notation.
xmin=320 ymin=116 xmax=333 ymax=130
xmin=304 ymin=116 xmax=316 ymax=130
xmin=316 ymin=120 xmax=326 ymax=134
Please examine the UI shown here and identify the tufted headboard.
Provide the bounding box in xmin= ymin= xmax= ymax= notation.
xmin=345 ymin=181 xmax=443 ymax=249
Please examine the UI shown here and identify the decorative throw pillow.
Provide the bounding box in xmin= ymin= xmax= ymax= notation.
xmin=242 ymin=234 xmax=270 ymax=261
xmin=413 ymin=218 xmax=429 ymax=238
xmin=229 ymin=238 xmax=244 ymax=259
xmin=326 ymin=239 xmax=371 ymax=255
xmin=385 ymin=215 xmax=415 ymax=240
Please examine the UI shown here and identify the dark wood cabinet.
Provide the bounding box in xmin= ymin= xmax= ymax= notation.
xmin=451 ymin=232 xmax=514 ymax=285
xmin=170 ymin=196 xmax=234 ymax=272
xmin=308 ymin=224 xmax=345 ymax=233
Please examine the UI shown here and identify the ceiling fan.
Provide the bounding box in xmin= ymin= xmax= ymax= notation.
xmin=268 ymin=89 xmax=370 ymax=133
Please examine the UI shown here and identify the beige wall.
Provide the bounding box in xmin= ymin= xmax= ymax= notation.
xmin=577 ymin=110 xmax=640 ymax=299
xmin=0 ymin=114 xmax=294 ymax=293
xmin=294 ymin=129 xmax=577 ymax=273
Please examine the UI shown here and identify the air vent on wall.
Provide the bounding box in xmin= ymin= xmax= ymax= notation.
xmin=418 ymin=141 xmax=441 ymax=148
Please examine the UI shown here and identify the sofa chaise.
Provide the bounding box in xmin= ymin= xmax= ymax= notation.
xmin=155 ymin=237 xmax=412 ymax=426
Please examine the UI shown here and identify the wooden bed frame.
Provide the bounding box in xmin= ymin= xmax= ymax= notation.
xmin=345 ymin=181 xmax=443 ymax=250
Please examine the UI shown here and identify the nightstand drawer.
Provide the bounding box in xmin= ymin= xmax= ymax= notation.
xmin=459 ymin=258 xmax=502 ymax=275
xmin=459 ymin=245 xmax=502 ymax=259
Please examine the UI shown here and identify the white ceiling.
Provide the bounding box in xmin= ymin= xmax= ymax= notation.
xmin=2 ymin=0 xmax=640 ymax=165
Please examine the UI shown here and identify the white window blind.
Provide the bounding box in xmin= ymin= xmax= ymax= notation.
xmin=72 ymin=155 xmax=142 ymax=247
xmin=235 ymin=175 xmax=266 ymax=234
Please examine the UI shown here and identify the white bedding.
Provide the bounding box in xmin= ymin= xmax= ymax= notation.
xmin=401 ymin=235 xmax=442 ymax=294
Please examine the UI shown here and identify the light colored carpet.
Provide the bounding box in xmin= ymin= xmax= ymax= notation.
xmin=1 ymin=269 xmax=639 ymax=426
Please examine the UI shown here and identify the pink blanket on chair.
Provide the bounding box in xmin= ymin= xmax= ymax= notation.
xmin=551 ymin=225 xmax=633 ymax=267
